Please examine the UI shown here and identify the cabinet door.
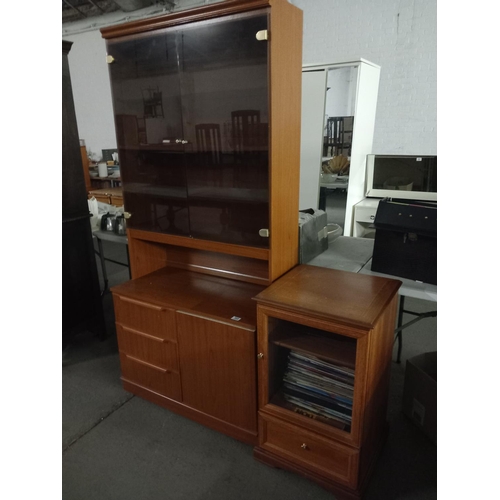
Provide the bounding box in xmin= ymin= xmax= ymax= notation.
xmin=106 ymin=11 xmax=271 ymax=246
xmin=178 ymin=12 xmax=270 ymax=247
xmin=107 ymin=32 xmax=190 ymax=235
xmin=176 ymin=312 xmax=257 ymax=433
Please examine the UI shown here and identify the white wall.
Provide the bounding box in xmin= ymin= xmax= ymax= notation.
xmin=292 ymin=0 xmax=436 ymax=155
xmin=63 ymin=0 xmax=436 ymax=159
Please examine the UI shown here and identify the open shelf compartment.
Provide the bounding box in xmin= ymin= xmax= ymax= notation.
xmin=266 ymin=318 xmax=357 ymax=434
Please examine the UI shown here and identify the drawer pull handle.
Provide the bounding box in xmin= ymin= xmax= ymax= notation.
xmin=122 ymin=325 xmax=164 ymax=343
xmin=126 ymin=354 xmax=169 ymax=373
xmin=119 ymin=296 xmax=165 ymax=311
xmin=257 ymin=353 xmax=264 ymax=359
xmin=301 ymin=443 xmax=308 ymax=450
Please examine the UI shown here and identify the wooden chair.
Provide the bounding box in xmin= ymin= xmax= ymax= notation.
xmin=231 ymin=110 xmax=261 ymax=156
xmin=195 ymin=123 xmax=223 ymax=186
xmin=324 ymin=116 xmax=354 ymax=157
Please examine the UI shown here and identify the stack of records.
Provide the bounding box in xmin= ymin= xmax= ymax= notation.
xmin=282 ymin=351 xmax=354 ymax=428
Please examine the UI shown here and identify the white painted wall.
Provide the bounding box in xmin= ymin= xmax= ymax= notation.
xmin=63 ymin=0 xmax=436 ymax=160
xmin=291 ymin=0 xmax=437 ymax=155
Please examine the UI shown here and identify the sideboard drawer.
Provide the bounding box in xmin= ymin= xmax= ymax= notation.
xmin=259 ymin=414 xmax=358 ymax=487
xmin=120 ymin=353 xmax=182 ymax=401
xmin=113 ymin=294 xmax=177 ymax=342
xmin=117 ymin=324 xmax=179 ymax=373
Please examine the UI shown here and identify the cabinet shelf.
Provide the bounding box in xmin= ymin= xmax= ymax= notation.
xmin=273 ymin=334 xmax=356 ymax=370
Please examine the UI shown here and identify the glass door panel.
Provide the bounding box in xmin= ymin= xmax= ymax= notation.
xmin=107 ymin=32 xmax=190 ymax=235
xmin=178 ymin=12 xmax=270 ymax=247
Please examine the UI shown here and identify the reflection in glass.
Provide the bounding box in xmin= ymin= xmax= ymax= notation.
xmin=107 ymin=12 xmax=270 ymax=246
xmin=318 ymin=66 xmax=358 ymax=235
xmin=181 ymin=13 xmax=270 ymax=247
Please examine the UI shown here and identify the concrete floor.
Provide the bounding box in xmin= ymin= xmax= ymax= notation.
xmin=62 ymin=238 xmax=437 ymax=500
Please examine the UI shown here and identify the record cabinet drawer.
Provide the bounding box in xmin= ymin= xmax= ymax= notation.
xmin=113 ymin=294 xmax=177 ymax=342
xmin=119 ymin=353 xmax=182 ymax=401
xmin=259 ymin=414 xmax=358 ymax=487
xmin=117 ymin=324 xmax=179 ymax=372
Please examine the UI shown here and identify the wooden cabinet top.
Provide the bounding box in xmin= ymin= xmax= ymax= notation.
xmin=111 ymin=266 xmax=265 ymax=330
xmin=254 ymin=264 xmax=401 ymax=329
xmin=101 ymin=0 xmax=290 ymax=39
xmin=89 ymin=187 xmax=123 ymax=197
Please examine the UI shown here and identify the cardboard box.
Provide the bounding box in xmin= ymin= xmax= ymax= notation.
xmin=402 ymin=351 xmax=437 ymax=445
xmin=298 ymin=209 xmax=328 ymax=264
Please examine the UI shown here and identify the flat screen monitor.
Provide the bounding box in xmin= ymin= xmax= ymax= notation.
xmin=366 ymin=154 xmax=437 ymax=201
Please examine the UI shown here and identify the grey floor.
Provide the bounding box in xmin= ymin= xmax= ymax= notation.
xmin=62 ymin=236 xmax=437 ymax=500
xmin=325 ymin=189 xmax=347 ymax=234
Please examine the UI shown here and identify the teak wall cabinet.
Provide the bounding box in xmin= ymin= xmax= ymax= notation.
xmin=253 ymin=265 xmax=401 ymax=499
xmin=102 ymin=0 xmax=303 ymax=286
xmin=102 ymin=0 xmax=303 ymax=445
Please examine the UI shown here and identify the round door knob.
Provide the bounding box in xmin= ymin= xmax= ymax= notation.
xmin=257 ymin=353 xmax=264 ymax=359
xmin=176 ymin=139 xmax=181 ymax=143
xmin=301 ymin=443 xmax=307 ymax=450
xmin=181 ymin=140 xmax=188 ymax=144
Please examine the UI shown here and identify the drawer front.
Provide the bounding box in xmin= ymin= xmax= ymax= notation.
xmin=113 ymin=294 xmax=177 ymax=342
xmin=260 ymin=414 xmax=358 ymax=487
xmin=93 ymin=194 xmax=111 ymax=204
xmin=120 ymin=353 xmax=182 ymax=401
xmin=111 ymin=195 xmax=123 ymax=206
xmin=355 ymin=206 xmax=377 ymax=223
xmin=117 ymin=324 xmax=179 ymax=373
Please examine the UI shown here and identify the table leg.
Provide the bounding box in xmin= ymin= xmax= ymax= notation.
xmin=394 ymin=296 xmax=437 ymax=363
xmin=96 ymin=237 xmax=109 ymax=295
xmin=395 ymin=295 xmax=405 ymax=363
xmin=126 ymin=244 xmax=132 ymax=279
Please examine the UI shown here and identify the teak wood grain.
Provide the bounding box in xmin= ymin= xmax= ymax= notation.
xmin=112 ymin=266 xmax=265 ymax=330
xmin=254 ymin=265 xmax=402 ymax=329
xmin=253 ymin=266 xmax=401 ymax=498
xmin=112 ymin=266 xmax=264 ymax=442
xmin=127 ymin=231 xmax=270 ymax=285
xmin=268 ymin=0 xmax=302 ymax=282
xmin=176 ymin=312 xmax=258 ymax=433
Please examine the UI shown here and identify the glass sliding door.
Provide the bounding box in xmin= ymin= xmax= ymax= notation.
xmin=179 ymin=12 xmax=270 ymax=247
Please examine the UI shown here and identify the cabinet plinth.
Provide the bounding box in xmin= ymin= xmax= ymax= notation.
xmin=253 ymin=265 xmax=401 ymax=498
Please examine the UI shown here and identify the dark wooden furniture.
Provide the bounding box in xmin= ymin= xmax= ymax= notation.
xmin=253 ymin=265 xmax=401 ymax=499
xmin=102 ymin=0 xmax=303 ymax=444
xmin=80 ymin=145 xmax=92 ymax=193
xmin=62 ymin=40 xmax=105 ymax=346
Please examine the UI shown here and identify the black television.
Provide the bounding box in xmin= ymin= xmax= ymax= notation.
xmin=365 ymin=154 xmax=437 ymax=201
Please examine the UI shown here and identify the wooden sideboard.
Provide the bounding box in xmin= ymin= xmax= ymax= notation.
xmin=112 ymin=266 xmax=265 ymax=444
